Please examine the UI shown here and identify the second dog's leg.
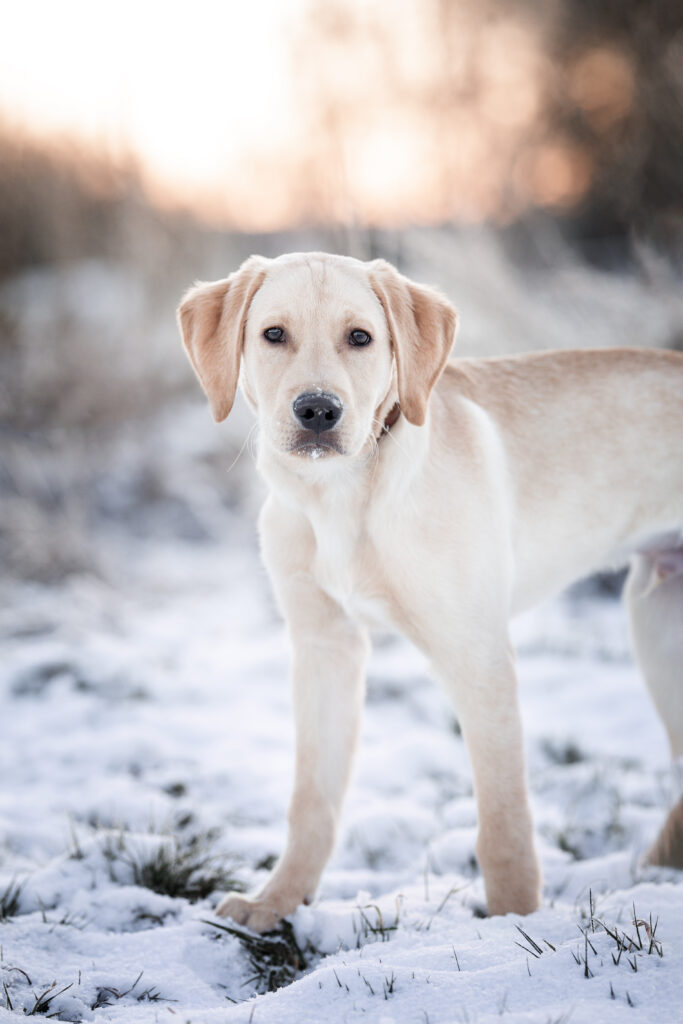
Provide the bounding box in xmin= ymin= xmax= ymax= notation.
xmin=217 ymin=582 xmax=369 ymax=931
xmin=625 ymin=552 xmax=683 ymax=868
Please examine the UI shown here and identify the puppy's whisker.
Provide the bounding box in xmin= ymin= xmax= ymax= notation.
xmin=247 ymin=423 xmax=261 ymax=461
xmin=371 ymin=416 xmax=410 ymax=460
xmin=383 ymin=429 xmax=409 ymax=459
xmin=364 ymin=438 xmax=381 ymax=481
xmin=225 ymin=422 xmax=259 ymax=475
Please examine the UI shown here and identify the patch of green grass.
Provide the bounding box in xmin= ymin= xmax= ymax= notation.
xmin=595 ymin=904 xmax=663 ymax=969
xmin=125 ymin=831 xmax=246 ymax=902
xmin=163 ymin=781 xmax=187 ymax=798
xmin=513 ymin=923 xmax=556 ymax=959
xmin=551 ymin=782 xmax=626 ymax=862
xmin=25 ymin=981 xmax=74 ymax=1017
xmin=556 ymin=831 xmax=582 ymax=860
xmin=545 ymin=1012 xmax=573 ymax=1024
xmin=91 ymin=970 xmax=175 ymax=1010
xmin=11 ymin=660 xmax=75 ymax=697
xmin=203 ymin=918 xmax=307 ymax=993
xmin=2 ymin=970 xmax=77 ymax=1020
xmin=0 ymin=877 xmax=24 ymax=920
xmin=542 ymin=739 xmax=585 ymax=765
xmin=568 ymin=892 xmax=664 ymax=1005
xmin=80 ymin=825 xmax=245 ymax=903
xmin=353 ymin=901 xmax=400 ymax=945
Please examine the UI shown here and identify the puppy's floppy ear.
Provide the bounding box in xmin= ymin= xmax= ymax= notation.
xmin=369 ymin=260 xmax=457 ymax=426
xmin=177 ymin=256 xmax=267 ymax=422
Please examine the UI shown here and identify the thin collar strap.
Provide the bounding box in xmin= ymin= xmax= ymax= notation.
xmin=378 ymin=401 xmax=401 ymax=439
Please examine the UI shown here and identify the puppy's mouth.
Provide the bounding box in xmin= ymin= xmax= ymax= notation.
xmin=288 ymin=433 xmax=345 ymax=459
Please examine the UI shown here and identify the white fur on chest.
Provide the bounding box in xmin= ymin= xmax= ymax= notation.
xmin=307 ymin=502 xmax=390 ymax=629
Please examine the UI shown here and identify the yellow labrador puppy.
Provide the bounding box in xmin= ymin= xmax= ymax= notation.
xmin=178 ymin=252 xmax=683 ymax=932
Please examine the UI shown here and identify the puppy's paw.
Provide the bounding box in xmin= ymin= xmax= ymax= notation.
xmin=215 ymin=892 xmax=298 ymax=933
xmin=645 ymin=797 xmax=683 ymax=870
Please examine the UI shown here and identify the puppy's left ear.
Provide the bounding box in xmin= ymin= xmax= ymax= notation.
xmin=177 ymin=256 xmax=267 ymax=421
xmin=369 ymin=260 xmax=457 ymax=426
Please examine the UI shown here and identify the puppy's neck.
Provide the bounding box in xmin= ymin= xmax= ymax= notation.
xmin=256 ymin=408 xmax=430 ymax=516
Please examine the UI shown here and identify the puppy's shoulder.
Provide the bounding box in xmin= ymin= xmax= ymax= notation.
xmin=259 ymin=494 xmax=315 ymax=575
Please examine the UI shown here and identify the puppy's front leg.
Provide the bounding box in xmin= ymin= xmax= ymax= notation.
xmin=456 ymin=656 xmax=541 ymax=916
xmin=218 ymin=515 xmax=369 ymax=931
xmin=425 ymin=625 xmax=541 ymax=916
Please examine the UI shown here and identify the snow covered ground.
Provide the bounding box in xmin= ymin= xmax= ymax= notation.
xmin=2 ymin=231 xmax=683 ymax=1021
xmin=1 ymin=487 xmax=682 ymax=1023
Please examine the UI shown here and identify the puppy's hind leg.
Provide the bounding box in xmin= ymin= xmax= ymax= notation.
xmin=625 ymin=551 xmax=683 ymax=868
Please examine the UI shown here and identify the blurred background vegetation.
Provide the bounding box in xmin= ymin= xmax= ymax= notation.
xmin=1 ymin=0 xmax=682 ymax=582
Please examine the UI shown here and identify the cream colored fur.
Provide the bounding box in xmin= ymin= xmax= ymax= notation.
xmin=178 ymin=252 xmax=683 ymax=932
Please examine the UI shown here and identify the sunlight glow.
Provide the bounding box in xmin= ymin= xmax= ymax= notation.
xmin=0 ymin=0 xmax=296 ymax=220
xmin=0 ymin=1 xmax=596 ymax=229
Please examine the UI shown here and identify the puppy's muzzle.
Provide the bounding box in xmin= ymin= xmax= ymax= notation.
xmin=292 ymin=392 xmax=344 ymax=434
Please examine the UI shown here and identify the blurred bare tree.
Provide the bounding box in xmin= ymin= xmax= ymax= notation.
xmin=289 ymin=0 xmax=683 ymax=259
xmin=2 ymin=0 xmax=682 ymax=275
xmin=550 ymin=0 xmax=683 ymax=260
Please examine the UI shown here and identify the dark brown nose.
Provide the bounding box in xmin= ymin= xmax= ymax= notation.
xmin=292 ymin=392 xmax=343 ymax=433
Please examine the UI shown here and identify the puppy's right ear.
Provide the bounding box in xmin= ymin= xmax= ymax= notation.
xmin=177 ymin=256 xmax=267 ymax=421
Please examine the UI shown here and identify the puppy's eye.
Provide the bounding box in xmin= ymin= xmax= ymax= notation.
xmin=264 ymin=326 xmax=285 ymax=343
xmin=349 ymin=329 xmax=372 ymax=346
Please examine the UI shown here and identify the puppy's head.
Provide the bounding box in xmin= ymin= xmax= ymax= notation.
xmin=178 ymin=253 xmax=456 ymax=461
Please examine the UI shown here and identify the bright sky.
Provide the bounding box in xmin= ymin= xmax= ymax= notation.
xmin=0 ymin=0 xmax=299 ymax=223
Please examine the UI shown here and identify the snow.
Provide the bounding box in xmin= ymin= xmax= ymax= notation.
xmin=2 ymin=233 xmax=683 ymax=1020
xmin=1 ymin=517 xmax=682 ymax=1024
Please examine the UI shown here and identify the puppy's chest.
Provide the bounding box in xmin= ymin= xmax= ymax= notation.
xmin=309 ymin=513 xmax=389 ymax=627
